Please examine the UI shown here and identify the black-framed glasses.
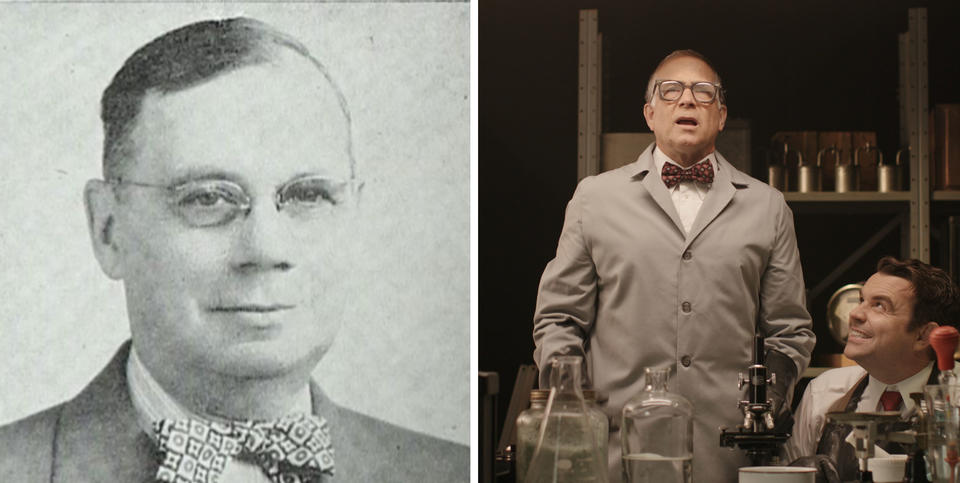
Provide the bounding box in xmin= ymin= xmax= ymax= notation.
xmin=654 ymin=80 xmax=723 ymax=103
xmin=109 ymin=175 xmax=357 ymax=227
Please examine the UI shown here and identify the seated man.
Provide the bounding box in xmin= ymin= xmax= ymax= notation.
xmin=0 ymin=17 xmax=467 ymax=482
xmin=783 ymin=256 xmax=960 ymax=481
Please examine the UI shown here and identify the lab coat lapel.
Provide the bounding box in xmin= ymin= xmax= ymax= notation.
xmin=633 ymin=144 xmax=686 ymax=236
xmin=684 ymin=152 xmax=741 ymax=250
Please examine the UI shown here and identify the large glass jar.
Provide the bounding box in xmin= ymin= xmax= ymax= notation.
xmin=620 ymin=367 xmax=694 ymax=483
xmin=517 ymin=389 xmax=609 ymax=483
xmin=525 ymin=356 xmax=609 ymax=483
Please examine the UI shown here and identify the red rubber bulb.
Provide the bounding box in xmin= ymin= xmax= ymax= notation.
xmin=930 ymin=326 xmax=960 ymax=371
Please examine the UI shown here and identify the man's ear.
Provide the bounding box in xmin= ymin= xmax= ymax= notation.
xmin=84 ymin=179 xmax=124 ymax=280
xmin=718 ymin=103 xmax=727 ymax=132
xmin=916 ymin=321 xmax=940 ymax=352
xmin=643 ymin=103 xmax=655 ymax=132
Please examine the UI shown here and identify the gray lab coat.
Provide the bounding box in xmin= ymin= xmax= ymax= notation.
xmin=533 ymin=143 xmax=815 ymax=483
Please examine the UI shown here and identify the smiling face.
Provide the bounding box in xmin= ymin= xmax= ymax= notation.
xmin=844 ymin=272 xmax=934 ymax=382
xmin=643 ymin=56 xmax=727 ymax=167
xmin=101 ymin=52 xmax=356 ymax=384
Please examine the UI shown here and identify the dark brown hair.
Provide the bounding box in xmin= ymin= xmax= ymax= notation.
xmin=876 ymin=256 xmax=960 ymax=331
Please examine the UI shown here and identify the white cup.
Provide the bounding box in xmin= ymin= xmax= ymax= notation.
xmin=738 ymin=466 xmax=816 ymax=483
xmin=868 ymin=455 xmax=908 ymax=483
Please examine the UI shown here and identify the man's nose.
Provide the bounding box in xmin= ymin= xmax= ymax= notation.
xmin=229 ymin=199 xmax=294 ymax=273
xmin=677 ymin=85 xmax=698 ymax=106
xmin=848 ymin=302 xmax=867 ymax=325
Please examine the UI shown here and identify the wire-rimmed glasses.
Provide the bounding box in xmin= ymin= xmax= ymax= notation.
xmin=109 ymin=175 xmax=356 ymax=227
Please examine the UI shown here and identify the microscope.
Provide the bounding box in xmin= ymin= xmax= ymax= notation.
xmin=719 ymin=334 xmax=790 ymax=466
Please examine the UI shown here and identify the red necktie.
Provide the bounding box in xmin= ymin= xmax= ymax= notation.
xmin=661 ymin=161 xmax=714 ymax=189
xmin=880 ymin=390 xmax=903 ymax=411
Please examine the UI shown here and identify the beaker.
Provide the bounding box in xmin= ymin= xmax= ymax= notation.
xmin=620 ymin=367 xmax=694 ymax=483
xmin=924 ymin=383 xmax=960 ymax=483
xmin=525 ymin=356 xmax=609 ymax=483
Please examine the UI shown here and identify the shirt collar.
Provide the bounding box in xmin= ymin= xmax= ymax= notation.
xmin=864 ymin=362 xmax=934 ymax=413
xmin=126 ymin=346 xmax=312 ymax=439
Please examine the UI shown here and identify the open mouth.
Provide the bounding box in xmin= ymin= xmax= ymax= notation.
xmin=675 ymin=117 xmax=698 ymax=127
xmin=848 ymin=328 xmax=871 ymax=339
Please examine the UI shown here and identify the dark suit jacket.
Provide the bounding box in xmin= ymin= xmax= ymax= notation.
xmin=0 ymin=342 xmax=468 ymax=482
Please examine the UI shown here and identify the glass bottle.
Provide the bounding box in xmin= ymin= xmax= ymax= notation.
xmin=620 ymin=367 xmax=693 ymax=483
xmin=517 ymin=389 xmax=609 ymax=483
xmin=525 ymin=356 xmax=609 ymax=483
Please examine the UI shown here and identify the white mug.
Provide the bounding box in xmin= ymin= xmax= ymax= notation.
xmin=739 ymin=466 xmax=816 ymax=483
xmin=868 ymin=455 xmax=908 ymax=483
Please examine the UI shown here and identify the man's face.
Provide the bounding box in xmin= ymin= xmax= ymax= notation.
xmin=111 ymin=52 xmax=355 ymax=380
xmin=844 ymin=272 xmax=923 ymax=370
xmin=643 ymin=56 xmax=727 ymax=165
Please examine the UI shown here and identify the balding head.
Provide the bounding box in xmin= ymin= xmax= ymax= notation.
xmin=644 ymin=49 xmax=724 ymax=106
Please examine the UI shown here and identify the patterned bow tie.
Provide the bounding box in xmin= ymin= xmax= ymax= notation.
xmin=661 ymin=161 xmax=714 ymax=188
xmin=154 ymin=413 xmax=334 ymax=483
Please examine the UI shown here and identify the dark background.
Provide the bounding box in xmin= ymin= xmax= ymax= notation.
xmin=479 ymin=0 xmax=960 ymax=440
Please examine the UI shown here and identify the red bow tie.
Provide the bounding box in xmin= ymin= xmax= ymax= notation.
xmin=661 ymin=161 xmax=714 ymax=188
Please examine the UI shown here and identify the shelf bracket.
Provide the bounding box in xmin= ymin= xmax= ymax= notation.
xmin=807 ymin=214 xmax=905 ymax=303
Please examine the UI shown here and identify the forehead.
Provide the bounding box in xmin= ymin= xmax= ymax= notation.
xmin=653 ymin=56 xmax=718 ymax=83
xmin=127 ymin=51 xmax=350 ymax=185
xmin=863 ymin=272 xmax=916 ymax=305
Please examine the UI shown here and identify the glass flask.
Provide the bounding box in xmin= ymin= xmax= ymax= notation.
xmin=620 ymin=367 xmax=694 ymax=483
xmin=924 ymin=382 xmax=960 ymax=483
xmin=525 ymin=356 xmax=609 ymax=483
xmin=517 ymin=389 xmax=609 ymax=483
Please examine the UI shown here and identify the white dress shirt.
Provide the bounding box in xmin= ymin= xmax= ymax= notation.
xmin=783 ymin=362 xmax=934 ymax=463
xmin=652 ymin=146 xmax=718 ymax=233
xmin=127 ymin=347 xmax=313 ymax=483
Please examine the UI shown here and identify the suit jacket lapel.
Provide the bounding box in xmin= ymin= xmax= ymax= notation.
xmin=632 ymin=144 xmax=685 ymax=236
xmin=53 ymin=341 xmax=159 ymax=483
xmin=684 ymin=152 xmax=743 ymax=250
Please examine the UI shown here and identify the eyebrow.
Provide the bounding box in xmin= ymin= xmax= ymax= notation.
xmin=165 ymin=168 xmax=342 ymax=188
xmin=167 ymin=168 xmax=246 ymax=187
xmin=865 ymin=293 xmax=895 ymax=307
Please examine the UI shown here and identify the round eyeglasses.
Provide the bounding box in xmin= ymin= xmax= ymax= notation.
xmin=109 ymin=175 xmax=357 ymax=227
xmin=654 ymin=80 xmax=723 ymax=104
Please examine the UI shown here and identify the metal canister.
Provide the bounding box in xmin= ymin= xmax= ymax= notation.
xmin=798 ymin=147 xmax=827 ymax=193
xmin=855 ymin=142 xmax=885 ymax=192
xmin=878 ymin=147 xmax=905 ymax=192
xmin=835 ymin=148 xmax=857 ymax=193
xmin=767 ymin=143 xmax=794 ymax=191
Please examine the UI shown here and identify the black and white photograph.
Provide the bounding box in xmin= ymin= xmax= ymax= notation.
xmin=0 ymin=3 xmax=468 ymax=481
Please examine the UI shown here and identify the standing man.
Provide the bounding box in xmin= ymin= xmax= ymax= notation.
xmin=533 ymin=49 xmax=815 ymax=482
xmin=0 ymin=17 xmax=467 ymax=482
xmin=784 ymin=257 xmax=960 ymax=482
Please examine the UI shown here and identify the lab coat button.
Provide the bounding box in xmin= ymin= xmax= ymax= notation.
xmin=682 ymin=251 xmax=692 ymax=260
xmin=681 ymin=355 xmax=692 ymax=367
xmin=681 ymin=301 xmax=691 ymax=313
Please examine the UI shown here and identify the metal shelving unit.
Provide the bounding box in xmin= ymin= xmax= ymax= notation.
xmin=783 ymin=192 xmax=913 ymax=202
xmin=934 ymin=191 xmax=960 ymax=201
